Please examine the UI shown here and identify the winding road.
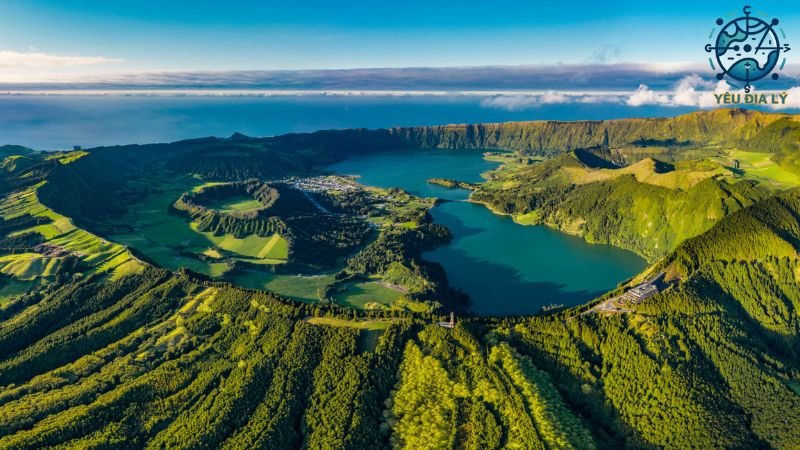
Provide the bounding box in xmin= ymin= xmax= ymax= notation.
xmin=584 ymin=295 xmax=633 ymax=315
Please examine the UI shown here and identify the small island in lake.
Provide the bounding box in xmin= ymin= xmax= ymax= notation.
xmin=426 ymin=177 xmax=478 ymax=190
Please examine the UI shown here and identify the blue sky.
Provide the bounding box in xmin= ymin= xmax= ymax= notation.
xmin=1 ymin=0 xmax=800 ymax=116
xmin=1 ymin=0 xmax=799 ymax=78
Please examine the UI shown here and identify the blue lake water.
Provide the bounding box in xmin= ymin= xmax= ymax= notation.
xmin=0 ymin=94 xmax=666 ymax=314
xmin=330 ymin=150 xmax=647 ymax=316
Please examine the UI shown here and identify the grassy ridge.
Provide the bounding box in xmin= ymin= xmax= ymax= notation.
xmin=4 ymin=206 xmax=800 ymax=449
xmin=0 ymin=183 xmax=138 ymax=283
xmin=2 ymin=109 xmax=800 ymax=448
xmin=472 ymin=151 xmax=771 ymax=261
xmin=390 ymin=108 xmax=793 ymax=157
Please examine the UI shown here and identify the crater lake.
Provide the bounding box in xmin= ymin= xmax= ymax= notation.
xmin=329 ymin=149 xmax=647 ymax=315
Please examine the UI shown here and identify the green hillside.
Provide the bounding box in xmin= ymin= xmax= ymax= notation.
xmin=7 ymin=134 xmax=462 ymax=311
xmin=472 ymin=151 xmax=771 ymax=260
xmin=2 ymin=185 xmax=800 ymax=447
xmin=390 ymin=108 xmax=795 ymax=158
xmin=2 ymin=109 xmax=800 ymax=448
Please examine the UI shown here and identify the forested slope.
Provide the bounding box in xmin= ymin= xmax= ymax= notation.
xmin=389 ymin=108 xmax=789 ymax=157
xmin=471 ymin=152 xmax=771 ymax=260
xmin=1 ymin=187 xmax=800 ymax=449
xmin=1 ymin=109 xmax=800 ymax=448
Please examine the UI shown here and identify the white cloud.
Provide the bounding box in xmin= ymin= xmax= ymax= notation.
xmin=0 ymin=64 xmax=795 ymax=110
xmin=622 ymin=75 xmax=794 ymax=109
xmin=672 ymin=74 xmax=715 ymax=106
xmin=480 ymin=90 xmax=627 ymax=111
xmin=480 ymin=95 xmax=541 ymax=111
xmin=577 ymin=95 xmax=624 ymax=104
xmin=0 ymin=50 xmax=120 ymax=69
xmin=786 ymin=87 xmax=800 ymax=107
xmin=696 ymin=80 xmax=739 ymax=108
xmin=767 ymin=86 xmax=800 ymax=109
xmin=479 ymin=93 xmax=570 ymax=111
xmin=626 ymin=84 xmax=670 ymax=106
xmin=539 ymin=90 xmax=570 ymax=104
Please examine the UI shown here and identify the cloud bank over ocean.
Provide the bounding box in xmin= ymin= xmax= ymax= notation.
xmin=5 ymin=63 xmax=799 ymax=90
xmin=2 ymin=64 xmax=799 ymax=110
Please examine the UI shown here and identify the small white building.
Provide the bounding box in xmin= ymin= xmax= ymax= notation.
xmin=625 ymin=283 xmax=658 ymax=304
xmin=438 ymin=312 xmax=455 ymax=329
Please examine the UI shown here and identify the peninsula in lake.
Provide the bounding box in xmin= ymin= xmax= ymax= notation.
xmin=2 ymin=109 xmax=800 ymax=449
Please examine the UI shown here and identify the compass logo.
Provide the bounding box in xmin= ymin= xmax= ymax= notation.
xmin=705 ymin=5 xmax=790 ymax=94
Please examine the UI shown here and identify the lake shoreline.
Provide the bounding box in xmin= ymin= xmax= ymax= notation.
xmin=466 ymin=153 xmax=658 ymax=264
xmin=466 ymin=196 xmax=654 ymax=263
xmin=330 ymin=149 xmax=647 ymax=315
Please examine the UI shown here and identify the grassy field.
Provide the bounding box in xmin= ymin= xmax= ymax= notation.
xmin=192 ymin=224 xmax=288 ymax=260
xmin=0 ymin=155 xmax=140 ymax=292
xmin=203 ymin=195 xmax=262 ymax=213
xmin=362 ymin=186 xmax=437 ymax=229
xmin=232 ymin=271 xmax=334 ymax=303
xmin=334 ymin=281 xmax=403 ymax=309
xmin=725 ymin=150 xmax=800 ymax=188
xmin=46 ymin=150 xmax=88 ymax=165
xmin=0 ymin=170 xmax=422 ymax=310
xmin=0 ymin=184 xmax=139 ymax=284
xmin=108 ymin=176 xmax=288 ymax=278
xmin=202 ymin=248 xmax=223 ymax=259
xmin=190 ymin=180 xmax=225 ymax=193
xmin=106 ymin=177 xmax=425 ymax=308
xmin=564 ymin=157 xmax=730 ymax=190
xmin=513 ymin=211 xmax=539 ymax=225
xmin=0 ymin=277 xmax=36 ymax=305
xmin=0 ymin=253 xmax=62 ymax=280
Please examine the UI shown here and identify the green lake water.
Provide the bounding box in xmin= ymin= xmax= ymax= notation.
xmin=329 ymin=149 xmax=647 ymax=316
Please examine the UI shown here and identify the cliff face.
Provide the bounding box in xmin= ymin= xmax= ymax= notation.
xmin=388 ymin=108 xmax=791 ymax=156
xmin=41 ymin=108 xmax=794 ymax=190
xmin=34 ymin=108 xmax=798 ymax=262
xmin=428 ymin=109 xmax=800 ymax=261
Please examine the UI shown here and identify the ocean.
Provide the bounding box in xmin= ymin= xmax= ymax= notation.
xmin=0 ymin=94 xmax=715 ymax=150
xmin=0 ymin=94 xmax=776 ymax=313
